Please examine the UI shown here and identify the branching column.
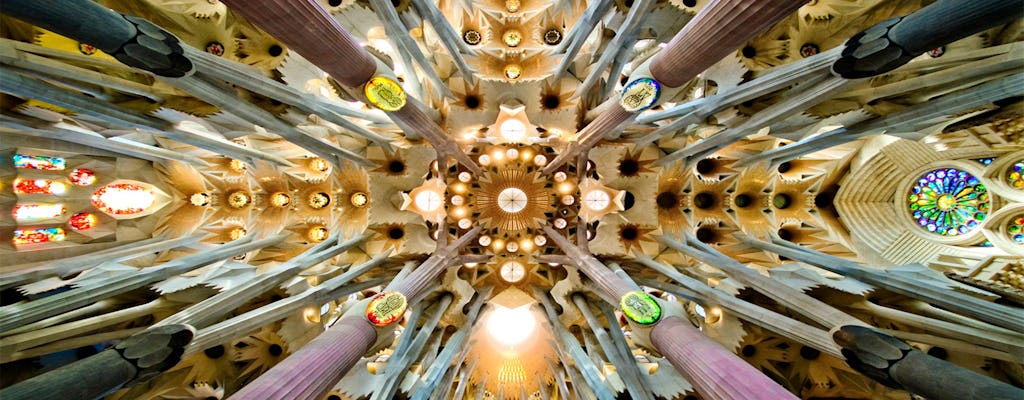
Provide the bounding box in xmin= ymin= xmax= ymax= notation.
xmin=544 ymin=0 xmax=808 ymax=173
xmin=228 ymin=228 xmax=479 ymax=400
xmin=220 ymin=0 xmax=482 ymax=174
xmin=541 ymin=226 xmax=797 ymax=400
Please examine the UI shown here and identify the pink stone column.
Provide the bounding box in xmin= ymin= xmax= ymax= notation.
xmin=650 ymin=0 xmax=808 ymax=88
xmin=228 ymin=316 xmax=377 ymax=400
xmin=220 ymin=0 xmax=482 ymax=174
xmin=650 ymin=316 xmax=799 ymax=400
xmin=543 ymin=105 xmax=634 ymax=174
xmin=220 ymin=0 xmax=375 ymax=87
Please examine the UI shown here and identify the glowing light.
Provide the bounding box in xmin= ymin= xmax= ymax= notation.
xmin=13 ymin=227 xmax=66 ymax=245
xmin=533 ymin=154 xmax=547 ymax=166
xmin=414 ymin=190 xmax=443 ymax=212
xmin=561 ymin=195 xmax=575 ymax=205
xmin=553 ymin=218 xmax=567 ymax=229
xmin=458 ymin=172 xmax=472 ymax=182
xmin=14 ymin=154 xmax=65 ymax=170
xmin=14 ymin=178 xmax=66 ymax=195
xmin=270 ymin=192 xmax=292 ymax=208
xmin=307 ymin=225 xmax=329 ymax=242
xmin=478 ymin=154 xmax=492 ymax=165
xmin=69 ymin=168 xmax=96 ymax=186
xmin=553 ymin=172 xmax=567 ymax=182
xmin=229 ymin=159 xmax=247 ymax=173
xmin=533 ymin=235 xmax=547 ymax=246
xmin=505 ymin=241 xmax=519 ymax=252
xmin=13 ymin=204 xmax=66 ymax=221
xmin=500 ymin=119 xmax=527 ymax=143
xmin=458 ymin=218 xmax=472 ymax=229
xmin=497 ymin=188 xmax=528 ymax=213
xmin=452 ymin=183 xmax=468 ymax=194
xmin=486 ymin=306 xmax=536 ymax=346
xmin=479 ymin=235 xmax=492 ymax=246
xmin=492 ymin=149 xmax=505 ymax=161
xmin=69 ymin=212 xmax=96 ymax=231
xmin=502 ymin=30 xmax=522 ymax=47
xmin=227 ymin=227 xmax=246 ymax=240
xmin=227 ymin=191 xmax=252 ymax=209
xmin=92 ymin=183 xmax=156 ymax=215
xmin=582 ymin=190 xmax=611 ymax=211
xmin=190 ymin=193 xmax=211 ymax=206
xmin=451 ymin=195 xmax=465 ymax=206
xmin=505 ymin=0 xmax=521 ymax=12
xmin=350 ymin=192 xmax=369 ymax=208
xmin=506 ymin=148 xmax=519 ymax=159
xmin=308 ymin=192 xmax=331 ymax=209
xmin=364 ymin=76 xmax=407 ymax=112
xmin=504 ymin=64 xmax=522 ymax=80
xmin=500 ymin=261 xmax=526 ymax=282
xmin=308 ymin=157 xmax=331 ymax=173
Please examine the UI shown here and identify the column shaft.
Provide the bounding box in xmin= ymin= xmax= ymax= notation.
xmin=650 ymin=0 xmax=807 ymax=88
xmin=651 ymin=317 xmax=799 ymax=400
xmin=219 ymin=0 xmax=374 ymax=87
xmin=227 ymin=316 xmax=377 ymax=400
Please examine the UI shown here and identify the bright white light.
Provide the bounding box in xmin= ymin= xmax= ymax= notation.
xmin=500 ymin=119 xmax=527 ymax=142
xmin=487 ymin=306 xmax=536 ymax=346
xmin=583 ymin=190 xmax=610 ymax=211
xmin=497 ymin=187 xmax=528 ymax=213
xmin=414 ymin=190 xmax=442 ymax=212
xmin=500 ymin=261 xmax=526 ymax=282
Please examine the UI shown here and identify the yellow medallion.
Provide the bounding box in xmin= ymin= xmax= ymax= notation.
xmin=364 ymin=76 xmax=407 ymax=112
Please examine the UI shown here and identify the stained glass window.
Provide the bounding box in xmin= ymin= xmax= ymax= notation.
xmin=69 ymin=168 xmax=97 ymax=186
xmin=13 ymin=154 xmax=66 ymax=170
xmin=13 ymin=204 xmax=67 ymax=221
xmin=974 ymin=157 xmax=996 ymax=166
xmin=69 ymin=212 xmax=97 ymax=231
xmin=91 ymin=183 xmax=155 ymax=215
xmin=1007 ymin=161 xmax=1023 ymax=189
xmin=1009 ymin=216 xmax=1024 ymax=245
xmin=13 ymin=178 xmax=67 ymax=195
xmin=908 ymin=168 xmax=989 ymax=237
xmin=13 ymin=227 xmax=66 ymax=245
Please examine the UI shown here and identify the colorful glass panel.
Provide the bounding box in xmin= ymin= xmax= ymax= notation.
xmin=974 ymin=157 xmax=996 ymax=166
xmin=1009 ymin=216 xmax=1024 ymax=244
xmin=620 ymin=291 xmax=661 ymax=325
xmin=1007 ymin=161 xmax=1023 ymax=189
xmin=69 ymin=168 xmax=97 ymax=186
xmin=91 ymin=183 xmax=156 ymax=215
xmin=908 ymin=168 xmax=989 ymax=237
xmin=69 ymin=212 xmax=97 ymax=231
xmin=13 ymin=154 xmax=66 ymax=170
xmin=365 ymin=292 xmax=407 ymax=326
xmin=13 ymin=178 xmax=67 ymax=195
xmin=13 ymin=227 xmax=66 ymax=245
xmin=13 ymin=204 xmax=66 ymax=221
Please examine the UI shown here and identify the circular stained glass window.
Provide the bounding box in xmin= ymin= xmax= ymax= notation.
xmin=1007 ymin=160 xmax=1023 ymax=189
xmin=908 ymin=168 xmax=989 ymax=237
xmin=1008 ymin=216 xmax=1024 ymax=245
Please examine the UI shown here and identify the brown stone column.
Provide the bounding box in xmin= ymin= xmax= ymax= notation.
xmin=219 ymin=0 xmax=482 ymax=174
xmin=651 ymin=317 xmax=799 ymax=400
xmin=227 ymin=316 xmax=377 ymax=400
xmin=650 ymin=0 xmax=808 ymax=88
xmin=219 ymin=0 xmax=374 ymax=87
